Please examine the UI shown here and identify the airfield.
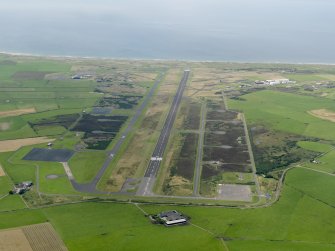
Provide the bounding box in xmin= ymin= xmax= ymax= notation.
xmin=1 ymin=54 xmax=335 ymax=250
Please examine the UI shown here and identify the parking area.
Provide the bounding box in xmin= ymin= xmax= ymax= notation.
xmin=217 ymin=184 xmax=252 ymax=202
xmin=23 ymin=148 xmax=74 ymax=162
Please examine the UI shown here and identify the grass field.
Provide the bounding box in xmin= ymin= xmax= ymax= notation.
xmin=1 ymin=56 xmax=335 ymax=250
xmin=296 ymin=141 xmax=335 ymax=173
xmin=44 ymin=202 xmax=225 ymax=251
xmin=39 ymin=162 xmax=79 ymax=194
xmin=305 ymin=150 xmax=335 ymax=173
xmin=0 ymin=165 xmax=334 ymax=250
xmin=285 ymin=167 xmax=335 ymax=206
xmin=229 ymin=90 xmax=335 ymax=140
xmin=297 ymin=141 xmax=334 ymax=153
xmin=68 ymin=151 xmax=107 ymax=183
xmin=0 ymin=195 xmax=26 ymax=212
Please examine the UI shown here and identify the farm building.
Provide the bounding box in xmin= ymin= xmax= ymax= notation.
xmin=157 ymin=210 xmax=187 ymax=226
xmin=10 ymin=181 xmax=33 ymax=194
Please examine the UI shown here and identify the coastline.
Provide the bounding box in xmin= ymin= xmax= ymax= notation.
xmin=1 ymin=50 xmax=335 ymax=66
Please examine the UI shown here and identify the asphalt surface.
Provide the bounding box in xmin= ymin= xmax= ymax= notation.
xmin=70 ymin=73 xmax=165 ymax=193
xmin=193 ymin=102 xmax=206 ymax=196
xmin=241 ymin=112 xmax=262 ymax=199
xmin=137 ymin=70 xmax=190 ymax=196
xmin=23 ymin=148 xmax=74 ymax=162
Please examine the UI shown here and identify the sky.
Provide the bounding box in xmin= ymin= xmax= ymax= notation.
xmin=0 ymin=0 xmax=334 ymax=62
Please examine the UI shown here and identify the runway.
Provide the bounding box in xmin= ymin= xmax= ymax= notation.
xmin=137 ymin=70 xmax=190 ymax=196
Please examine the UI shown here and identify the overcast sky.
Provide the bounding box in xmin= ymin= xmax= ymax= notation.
xmin=1 ymin=0 xmax=334 ymax=62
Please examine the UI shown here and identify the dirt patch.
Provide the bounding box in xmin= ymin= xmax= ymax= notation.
xmin=207 ymin=110 xmax=238 ymax=120
xmin=162 ymin=175 xmax=193 ymax=196
xmin=201 ymin=164 xmax=220 ymax=179
xmin=96 ymin=95 xmax=142 ymax=109
xmin=308 ymin=109 xmax=335 ymax=123
xmin=205 ymin=131 xmax=246 ymax=147
xmin=183 ymin=102 xmax=201 ymax=130
xmin=12 ymin=71 xmax=52 ymax=80
xmin=203 ymin=146 xmax=250 ymax=164
xmin=0 ymin=137 xmax=54 ymax=152
xmin=72 ymin=114 xmax=128 ymax=150
xmin=0 ymin=164 xmax=5 ymax=176
xmin=0 ymin=229 xmax=33 ymax=251
xmin=29 ymin=114 xmax=80 ymax=131
xmin=167 ymin=133 xmax=198 ymax=181
xmin=173 ymin=158 xmax=196 ymax=180
xmin=46 ymin=174 xmax=62 ymax=179
xmin=0 ymin=108 xmax=36 ymax=118
xmin=0 ymin=122 xmax=10 ymax=131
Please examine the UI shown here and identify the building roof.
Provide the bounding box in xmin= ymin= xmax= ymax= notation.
xmin=165 ymin=219 xmax=187 ymax=225
xmin=158 ymin=210 xmax=186 ymax=222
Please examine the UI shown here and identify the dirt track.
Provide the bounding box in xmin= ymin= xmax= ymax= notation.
xmin=0 ymin=108 xmax=36 ymax=118
xmin=308 ymin=109 xmax=335 ymax=122
xmin=0 ymin=137 xmax=54 ymax=152
xmin=0 ymin=164 xmax=5 ymax=176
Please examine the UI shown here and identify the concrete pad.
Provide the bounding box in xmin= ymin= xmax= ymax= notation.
xmin=120 ymin=178 xmax=141 ymax=193
xmin=217 ymin=184 xmax=252 ymax=202
xmin=136 ymin=177 xmax=156 ymax=196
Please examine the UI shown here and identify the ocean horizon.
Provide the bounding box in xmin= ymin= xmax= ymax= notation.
xmin=1 ymin=0 xmax=335 ymax=64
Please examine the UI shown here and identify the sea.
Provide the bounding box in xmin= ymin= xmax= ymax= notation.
xmin=0 ymin=0 xmax=335 ymax=63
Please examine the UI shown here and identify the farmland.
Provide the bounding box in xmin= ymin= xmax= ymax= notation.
xmin=0 ymin=167 xmax=335 ymax=250
xmin=1 ymin=54 xmax=335 ymax=250
xmin=0 ymin=223 xmax=67 ymax=251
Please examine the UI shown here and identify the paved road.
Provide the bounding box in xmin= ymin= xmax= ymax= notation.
xmin=193 ymin=102 xmax=206 ymax=196
xmin=137 ymin=70 xmax=190 ymax=196
xmin=70 ymin=73 xmax=165 ymax=193
xmin=240 ymin=113 xmax=262 ymax=199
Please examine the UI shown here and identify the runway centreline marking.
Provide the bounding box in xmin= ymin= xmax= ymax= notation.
xmin=144 ymin=70 xmax=189 ymax=180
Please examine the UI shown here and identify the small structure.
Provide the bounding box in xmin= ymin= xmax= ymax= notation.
xmin=10 ymin=181 xmax=33 ymax=195
xmin=155 ymin=210 xmax=188 ymax=226
xmin=254 ymin=79 xmax=294 ymax=86
xmin=72 ymin=75 xmax=81 ymax=80
xmin=310 ymin=159 xmax=319 ymax=164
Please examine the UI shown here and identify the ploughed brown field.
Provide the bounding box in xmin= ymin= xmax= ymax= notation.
xmin=0 ymin=223 xmax=67 ymax=251
xmin=0 ymin=137 xmax=54 ymax=152
xmin=0 ymin=108 xmax=36 ymax=118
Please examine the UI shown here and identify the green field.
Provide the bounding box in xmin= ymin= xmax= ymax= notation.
xmin=285 ymin=167 xmax=335 ymax=206
xmin=68 ymin=151 xmax=107 ymax=183
xmin=302 ymin=149 xmax=335 ymax=174
xmin=229 ymin=90 xmax=335 ymax=140
xmin=0 ymin=167 xmax=334 ymax=250
xmin=1 ymin=56 xmax=335 ymax=250
xmin=297 ymin=141 xmax=334 ymax=153
xmin=39 ymin=162 xmax=79 ymax=194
